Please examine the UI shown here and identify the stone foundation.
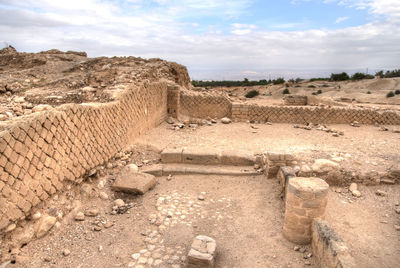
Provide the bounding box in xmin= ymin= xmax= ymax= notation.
xmin=312 ymin=219 xmax=356 ymax=268
xmin=283 ymin=95 xmax=308 ymax=106
xmin=283 ymin=177 xmax=329 ymax=244
xmin=264 ymin=152 xmax=296 ymax=179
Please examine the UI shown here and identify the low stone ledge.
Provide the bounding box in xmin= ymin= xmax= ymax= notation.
xmin=160 ymin=148 xmax=256 ymax=166
xmin=312 ymin=219 xmax=356 ymax=268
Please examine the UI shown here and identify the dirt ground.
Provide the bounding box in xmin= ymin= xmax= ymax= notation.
xmin=1 ymin=122 xmax=399 ymax=268
xmin=212 ymin=78 xmax=400 ymax=107
xmin=326 ymin=184 xmax=400 ymax=268
xmin=136 ymin=122 xmax=400 ymax=174
xmin=8 ymin=174 xmax=317 ymax=268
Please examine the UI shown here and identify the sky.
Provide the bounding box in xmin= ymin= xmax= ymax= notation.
xmin=0 ymin=0 xmax=399 ymax=80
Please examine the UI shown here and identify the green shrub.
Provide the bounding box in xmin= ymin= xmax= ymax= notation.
xmin=395 ymin=90 xmax=400 ymax=95
xmin=282 ymin=88 xmax=290 ymax=94
xmin=295 ymin=85 xmax=301 ymax=88
xmin=317 ymin=89 xmax=322 ymax=94
xmin=273 ymin=78 xmax=285 ymax=85
xmin=308 ymin=85 xmax=316 ymax=88
xmin=312 ymin=92 xmax=317 ymax=95
xmin=375 ymin=70 xmax=384 ymax=78
xmin=245 ymin=90 xmax=259 ymax=98
xmin=384 ymin=69 xmax=400 ymax=78
xmin=367 ymin=91 xmax=371 ymax=94
xmin=322 ymin=84 xmax=329 ymax=87
xmin=351 ymin=72 xmax=374 ymax=80
xmin=387 ymin=91 xmax=395 ymax=98
xmin=310 ymin=78 xmax=329 ymax=82
xmin=330 ymin=72 xmax=350 ymax=81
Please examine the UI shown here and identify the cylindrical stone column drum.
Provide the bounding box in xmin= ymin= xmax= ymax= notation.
xmin=283 ymin=177 xmax=329 ymax=244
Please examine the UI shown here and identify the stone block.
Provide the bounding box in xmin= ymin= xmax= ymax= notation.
xmin=112 ymin=169 xmax=156 ymax=195
xmin=188 ymin=235 xmax=216 ymax=267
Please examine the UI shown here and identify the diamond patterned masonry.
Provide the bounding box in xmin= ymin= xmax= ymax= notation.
xmin=0 ymin=82 xmax=168 ymax=232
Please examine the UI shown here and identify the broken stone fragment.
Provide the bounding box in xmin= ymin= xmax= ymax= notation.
xmin=221 ymin=117 xmax=231 ymax=124
xmin=35 ymin=215 xmax=57 ymax=238
xmin=74 ymin=212 xmax=85 ymax=221
xmin=312 ymin=159 xmax=339 ymax=173
xmin=188 ymin=235 xmax=216 ymax=267
xmin=112 ymin=169 xmax=156 ymax=195
xmin=85 ymin=208 xmax=99 ymax=217
xmin=113 ymin=199 xmax=125 ymax=207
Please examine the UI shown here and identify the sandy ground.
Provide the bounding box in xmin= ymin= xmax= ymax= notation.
xmin=136 ymin=122 xmax=400 ymax=173
xmin=326 ymin=184 xmax=400 ymax=268
xmin=9 ymin=174 xmax=317 ymax=268
xmin=212 ymin=77 xmax=400 ymax=106
xmin=2 ymin=123 xmax=400 ymax=268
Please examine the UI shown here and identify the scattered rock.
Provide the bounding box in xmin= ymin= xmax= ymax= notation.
xmin=112 ymin=170 xmax=156 ymax=195
xmin=74 ymin=212 xmax=85 ymax=221
xmin=32 ymin=212 xmax=41 ymax=221
xmin=62 ymin=249 xmax=71 ymax=256
xmin=125 ymin=163 xmax=139 ymax=173
xmin=35 ymin=215 xmax=57 ymax=238
xmin=99 ymin=191 xmax=109 ymax=200
xmin=221 ymin=117 xmax=231 ymax=124
xmin=312 ymin=159 xmax=339 ymax=173
xmin=375 ymin=190 xmax=387 ymax=196
xmin=294 ymin=246 xmax=300 ymax=251
xmin=80 ymin=184 xmax=95 ymax=199
xmin=351 ymin=190 xmax=362 ymax=198
xmin=114 ymin=199 xmax=125 ymax=207
xmin=104 ymin=221 xmax=114 ymax=228
xmin=381 ymin=179 xmax=395 ymax=185
xmin=32 ymin=104 xmax=52 ymax=113
xmin=166 ymin=117 xmax=175 ymax=124
xmin=349 ymin=183 xmax=358 ymax=192
xmin=85 ymin=208 xmax=99 ymax=217
xmin=5 ymin=224 xmax=16 ymax=233
xmin=198 ymin=195 xmax=205 ymax=201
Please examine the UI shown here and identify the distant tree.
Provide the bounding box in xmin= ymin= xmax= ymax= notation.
xmin=375 ymin=70 xmax=384 ymax=78
xmin=330 ymin=72 xmax=350 ymax=81
xmin=351 ymin=72 xmax=374 ymax=80
xmin=273 ymin=78 xmax=285 ymax=85
xmin=282 ymin=88 xmax=290 ymax=94
xmin=384 ymin=69 xmax=400 ymax=78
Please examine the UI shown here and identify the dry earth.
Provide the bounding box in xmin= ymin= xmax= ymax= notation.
xmin=208 ymin=78 xmax=400 ymax=107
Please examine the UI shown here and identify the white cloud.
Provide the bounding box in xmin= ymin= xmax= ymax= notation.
xmin=0 ymin=0 xmax=399 ymax=79
xmin=335 ymin=16 xmax=349 ymax=23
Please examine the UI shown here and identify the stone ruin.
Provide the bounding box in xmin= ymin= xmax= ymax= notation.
xmin=0 ymin=48 xmax=399 ymax=267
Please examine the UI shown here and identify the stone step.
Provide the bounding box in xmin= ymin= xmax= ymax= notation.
xmin=161 ymin=147 xmax=258 ymax=166
xmin=140 ymin=164 xmax=262 ymax=177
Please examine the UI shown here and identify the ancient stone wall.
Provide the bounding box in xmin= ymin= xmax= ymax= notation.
xmin=0 ymin=82 xmax=168 ymax=232
xmin=311 ymin=219 xmax=356 ymax=268
xmin=232 ymin=103 xmax=400 ymax=125
xmin=179 ymin=89 xmax=232 ymax=119
xmin=283 ymin=95 xmax=308 ymax=106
